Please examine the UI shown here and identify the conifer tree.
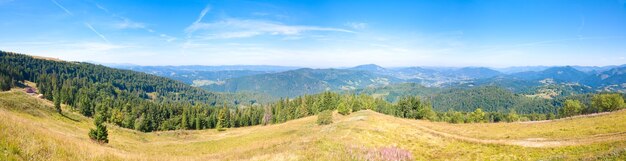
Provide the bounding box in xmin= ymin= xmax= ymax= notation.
xmin=89 ymin=107 xmax=109 ymax=144
xmin=217 ymin=106 xmax=227 ymax=131
xmin=181 ymin=108 xmax=188 ymax=130
xmin=54 ymin=91 xmax=62 ymax=114
xmin=337 ymin=101 xmax=351 ymax=115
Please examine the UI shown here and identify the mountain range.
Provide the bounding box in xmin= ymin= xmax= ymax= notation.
xmin=110 ymin=64 xmax=626 ymax=98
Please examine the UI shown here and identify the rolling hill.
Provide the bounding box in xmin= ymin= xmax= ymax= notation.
xmin=584 ymin=66 xmax=626 ymax=92
xmin=112 ymin=62 xmax=626 ymax=101
xmin=202 ymin=68 xmax=399 ymax=98
xmin=447 ymin=67 xmax=503 ymax=79
xmin=1 ymin=90 xmax=625 ymax=160
xmin=511 ymin=66 xmax=590 ymax=82
xmin=112 ymin=65 xmax=299 ymax=85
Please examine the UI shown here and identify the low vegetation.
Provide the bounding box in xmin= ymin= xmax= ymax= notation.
xmin=2 ymin=51 xmax=626 ymax=160
xmin=316 ymin=110 xmax=333 ymax=125
xmin=1 ymin=91 xmax=626 ymax=160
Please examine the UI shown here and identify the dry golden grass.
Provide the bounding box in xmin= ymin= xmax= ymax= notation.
xmin=421 ymin=109 xmax=626 ymax=140
xmin=1 ymin=90 xmax=626 ymax=160
xmin=31 ymin=55 xmax=63 ymax=62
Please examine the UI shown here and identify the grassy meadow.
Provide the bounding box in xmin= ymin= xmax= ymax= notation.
xmin=1 ymin=90 xmax=626 ymax=160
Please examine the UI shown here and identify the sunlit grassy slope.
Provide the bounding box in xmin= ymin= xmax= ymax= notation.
xmin=1 ymin=90 xmax=626 ymax=160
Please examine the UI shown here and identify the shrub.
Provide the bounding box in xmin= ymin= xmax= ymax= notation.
xmin=89 ymin=114 xmax=108 ymax=144
xmin=592 ymin=94 xmax=625 ymax=112
xmin=317 ymin=110 xmax=333 ymax=125
xmin=337 ymin=102 xmax=351 ymax=115
xmin=559 ymin=99 xmax=583 ymax=118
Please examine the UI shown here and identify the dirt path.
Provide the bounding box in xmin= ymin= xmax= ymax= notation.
xmin=396 ymin=116 xmax=626 ymax=148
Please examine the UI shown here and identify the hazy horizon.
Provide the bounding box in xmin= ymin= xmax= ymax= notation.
xmin=5 ymin=52 xmax=625 ymax=69
xmin=1 ymin=0 xmax=626 ymax=67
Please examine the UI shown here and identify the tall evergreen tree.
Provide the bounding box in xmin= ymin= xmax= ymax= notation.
xmin=54 ymin=91 xmax=62 ymax=114
xmin=216 ymin=106 xmax=227 ymax=131
xmin=337 ymin=101 xmax=351 ymax=115
xmin=89 ymin=107 xmax=109 ymax=144
xmin=181 ymin=108 xmax=188 ymax=130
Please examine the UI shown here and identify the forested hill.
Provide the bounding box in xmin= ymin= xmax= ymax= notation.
xmin=0 ymin=51 xmax=267 ymax=132
xmin=202 ymin=68 xmax=399 ymax=98
xmin=0 ymin=51 xmax=224 ymax=104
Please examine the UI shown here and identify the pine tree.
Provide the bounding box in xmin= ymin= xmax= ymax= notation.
xmin=54 ymin=91 xmax=62 ymax=114
xmin=181 ymin=108 xmax=188 ymax=130
xmin=297 ymin=99 xmax=309 ymax=118
xmin=195 ymin=117 xmax=201 ymax=130
xmin=337 ymin=101 xmax=351 ymax=115
xmin=89 ymin=108 xmax=109 ymax=144
xmin=217 ymin=107 xmax=227 ymax=131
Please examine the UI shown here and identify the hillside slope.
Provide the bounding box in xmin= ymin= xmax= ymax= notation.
xmin=1 ymin=90 xmax=625 ymax=160
xmin=202 ymin=68 xmax=398 ymax=98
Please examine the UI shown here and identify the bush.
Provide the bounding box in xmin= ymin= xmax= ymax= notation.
xmin=559 ymin=99 xmax=583 ymax=118
xmin=317 ymin=110 xmax=333 ymax=125
xmin=337 ymin=102 xmax=351 ymax=115
xmin=592 ymin=94 xmax=625 ymax=112
xmin=89 ymin=114 xmax=108 ymax=144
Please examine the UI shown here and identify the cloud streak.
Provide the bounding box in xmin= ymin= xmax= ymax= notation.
xmin=185 ymin=3 xmax=352 ymax=40
xmin=186 ymin=18 xmax=354 ymax=39
xmin=185 ymin=3 xmax=211 ymax=38
xmin=92 ymin=2 xmax=176 ymax=42
xmin=194 ymin=4 xmax=211 ymax=24
xmin=114 ymin=18 xmax=146 ymax=29
xmin=51 ymin=0 xmax=72 ymax=16
xmin=85 ymin=23 xmax=109 ymax=43
xmin=345 ymin=22 xmax=367 ymax=29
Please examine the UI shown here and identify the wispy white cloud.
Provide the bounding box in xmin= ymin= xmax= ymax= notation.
xmin=0 ymin=41 xmax=132 ymax=63
xmin=51 ymin=0 xmax=72 ymax=16
xmin=84 ymin=23 xmax=109 ymax=43
xmin=345 ymin=22 xmax=367 ymax=30
xmin=114 ymin=18 xmax=146 ymax=29
xmin=67 ymin=42 xmax=128 ymax=51
xmin=194 ymin=4 xmax=211 ymax=24
xmin=160 ymin=34 xmax=177 ymax=42
xmin=251 ymin=12 xmax=289 ymax=20
xmin=185 ymin=3 xmax=211 ymax=38
xmin=92 ymin=2 xmax=176 ymax=42
xmin=185 ymin=3 xmax=351 ymax=39
xmin=94 ymin=3 xmax=109 ymax=13
xmin=94 ymin=3 xmax=145 ymax=30
xmin=186 ymin=18 xmax=354 ymax=39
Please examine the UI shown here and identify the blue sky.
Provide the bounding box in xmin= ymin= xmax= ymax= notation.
xmin=1 ymin=0 xmax=626 ymax=67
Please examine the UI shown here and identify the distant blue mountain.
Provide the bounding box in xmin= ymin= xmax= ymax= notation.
xmin=511 ymin=66 xmax=589 ymax=82
xmin=203 ymin=68 xmax=399 ymax=97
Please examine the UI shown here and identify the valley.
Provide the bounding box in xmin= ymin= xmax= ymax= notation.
xmin=112 ymin=63 xmax=626 ymax=99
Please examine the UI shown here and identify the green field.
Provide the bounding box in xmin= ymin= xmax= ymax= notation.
xmin=1 ymin=90 xmax=625 ymax=160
